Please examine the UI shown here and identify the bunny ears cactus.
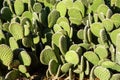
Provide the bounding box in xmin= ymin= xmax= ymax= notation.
xmin=1 ymin=0 xmax=120 ymax=79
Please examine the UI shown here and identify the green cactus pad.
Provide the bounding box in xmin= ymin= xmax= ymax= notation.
xmin=56 ymin=17 xmax=69 ymax=24
xmin=77 ymin=29 xmax=84 ymax=40
xmin=111 ymin=13 xmax=120 ymax=28
xmin=56 ymin=1 xmax=67 ymax=17
xmin=59 ymin=22 xmax=71 ymax=37
xmin=102 ymin=19 xmax=114 ymax=32
xmin=9 ymin=37 xmax=19 ymax=51
xmin=0 ymin=30 xmax=5 ymax=44
xmin=52 ymin=32 xmax=63 ymax=47
xmin=22 ymin=11 xmax=33 ymax=20
xmin=90 ymin=22 xmax=104 ymax=37
xmin=33 ymin=3 xmax=42 ymax=13
xmin=40 ymin=47 xmax=58 ymax=65
xmin=14 ymin=0 xmax=24 ymax=15
xmin=63 ymin=0 xmax=73 ymax=9
xmin=110 ymin=28 xmax=120 ymax=45
xmin=1 ymin=7 xmax=12 ymax=21
xmin=69 ymin=44 xmax=82 ymax=55
xmin=61 ymin=63 xmax=73 ymax=73
xmin=48 ymin=59 xmax=59 ymax=76
xmin=18 ymin=51 xmax=31 ymax=66
xmin=53 ymin=24 xmax=62 ymax=33
xmin=22 ymin=36 xmax=33 ymax=48
xmin=73 ymin=0 xmax=84 ymax=17
xmin=68 ymin=7 xmax=82 ymax=25
xmin=110 ymin=74 xmax=120 ymax=80
xmin=85 ymin=60 xmax=90 ymax=75
xmin=116 ymin=33 xmax=120 ymax=52
xmin=48 ymin=9 xmax=60 ymax=28
xmin=94 ymin=45 xmax=108 ymax=59
xmin=83 ymin=51 xmax=99 ymax=65
xmin=94 ymin=66 xmax=111 ymax=80
xmin=97 ymin=4 xmax=109 ymax=17
xmin=9 ymin=22 xmax=24 ymax=40
xmin=65 ymin=50 xmax=79 ymax=66
xmin=101 ymin=60 xmax=120 ymax=72
xmin=59 ymin=35 xmax=67 ymax=56
xmin=18 ymin=65 xmax=27 ymax=73
xmin=0 ymin=44 xmax=13 ymax=67
xmin=90 ymin=0 xmax=105 ymax=12
xmin=5 ymin=70 xmax=20 ymax=80
xmin=100 ymin=29 xmax=108 ymax=46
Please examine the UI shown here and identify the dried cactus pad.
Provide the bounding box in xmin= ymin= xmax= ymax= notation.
xmin=9 ymin=23 xmax=24 ymax=40
xmin=40 ymin=47 xmax=58 ymax=65
xmin=65 ymin=50 xmax=79 ymax=66
xmin=94 ymin=66 xmax=111 ymax=80
xmin=90 ymin=22 xmax=103 ymax=37
xmin=0 ymin=44 xmax=13 ymax=67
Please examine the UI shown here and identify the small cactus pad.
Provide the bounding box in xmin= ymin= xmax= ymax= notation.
xmin=84 ymin=51 xmax=99 ymax=65
xmin=48 ymin=9 xmax=60 ymax=28
xmin=65 ymin=50 xmax=79 ymax=66
xmin=90 ymin=22 xmax=103 ymax=37
xmin=101 ymin=60 xmax=120 ymax=72
xmin=56 ymin=1 xmax=67 ymax=17
xmin=0 ymin=44 xmax=13 ymax=67
xmin=110 ymin=74 xmax=120 ymax=80
xmin=110 ymin=28 xmax=120 ymax=45
xmin=40 ymin=47 xmax=58 ymax=65
xmin=61 ymin=63 xmax=73 ymax=73
xmin=102 ymin=19 xmax=114 ymax=32
xmin=111 ymin=13 xmax=120 ymax=28
xmin=68 ymin=7 xmax=82 ymax=25
xmin=94 ymin=45 xmax=108 ymax=59
xmin=9 ymin=22 xmax=24 ymax=40
xmin=94 ymin=66 xmax=111 ymax=80
xmin=14 ymin=0 xmax=24 ymax=15
xmin=48 ymin=59 xmax=59 ymax=76
xmin=18 ymin=51 xmax=31 ymax=66
xmin=18 ymin=65 xmax=27 ymax=73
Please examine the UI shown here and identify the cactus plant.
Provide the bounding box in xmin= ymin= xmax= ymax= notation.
xmin=0 ymin=44 xmax=13 ymax=67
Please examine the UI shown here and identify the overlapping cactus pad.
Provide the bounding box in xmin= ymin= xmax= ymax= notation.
xmin=1 ymin=0 xmax=120 ymax=80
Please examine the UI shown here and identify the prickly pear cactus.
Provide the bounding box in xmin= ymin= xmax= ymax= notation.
xmin=0 ymin=44 xmax=13 ymax=67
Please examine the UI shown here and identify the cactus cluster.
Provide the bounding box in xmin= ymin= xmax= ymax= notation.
xmin=1 ymin=0 xmax=120 ymax=79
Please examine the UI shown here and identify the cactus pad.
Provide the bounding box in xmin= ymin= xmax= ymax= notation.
xmin=0 ymin=44 xmax=13 ymax=67
xmin=65 ymin=50 xmax=79 ymax=66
